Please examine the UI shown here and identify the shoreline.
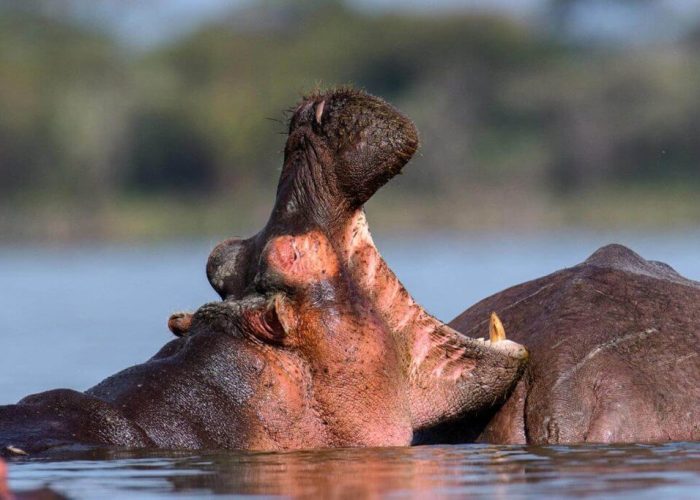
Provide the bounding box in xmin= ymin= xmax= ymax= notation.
xmin=1 ymin=186 xmax=699 ymax=244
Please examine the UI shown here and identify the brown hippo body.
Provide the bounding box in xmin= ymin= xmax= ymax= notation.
xmin=433 ymin=243 xmax=700 ymax=445
xmin=0 ymin=89 xmax=527 ymax=456
xmin=1 ymin=87 xmax=697 ymax=456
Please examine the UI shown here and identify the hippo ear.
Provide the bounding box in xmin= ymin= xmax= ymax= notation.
xmin=407 ymin=318 xmax=528 ymax=430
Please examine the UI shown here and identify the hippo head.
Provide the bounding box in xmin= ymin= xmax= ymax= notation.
xmin=168 ymin=88 xmax=528 ymax=450
xmin=182 ymin=230 xmax=412 ymax=448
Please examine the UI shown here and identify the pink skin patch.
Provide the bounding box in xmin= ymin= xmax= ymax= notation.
xmin=0 ymin=457 xmax=9 ymax=499
xmin=264 ymin=231 xmax=339 ymax=287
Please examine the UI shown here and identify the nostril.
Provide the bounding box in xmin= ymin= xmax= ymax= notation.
xmin=292 ymin=240 xmax=300 ymax=262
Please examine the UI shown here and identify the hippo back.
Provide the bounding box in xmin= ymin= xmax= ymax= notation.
xmin=449 ymin=244 xmax=700 ymax=444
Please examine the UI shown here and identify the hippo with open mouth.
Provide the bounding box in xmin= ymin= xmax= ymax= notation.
xmin=0 ymin=89 xmax=528 ymax=455
xmin=1 ymin=88 xmax=698 ymax=455
xmin=175 ymin=88 xmax=700 ymax=446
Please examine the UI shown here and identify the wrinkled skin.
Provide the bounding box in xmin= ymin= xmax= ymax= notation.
xmin=417 ymin=244 xmax=700 ymax=445
xmin=0 ymin=89 xmax=527 ymax=456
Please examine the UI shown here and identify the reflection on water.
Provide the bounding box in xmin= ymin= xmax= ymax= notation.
xmin=7 ymin=443 xmax=700 ymax=498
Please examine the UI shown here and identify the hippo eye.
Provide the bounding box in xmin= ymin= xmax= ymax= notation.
xmin=243 ymin=299 xmax=289 ymax=345
xmin=265 ymin=308 xmax=287 ymax=344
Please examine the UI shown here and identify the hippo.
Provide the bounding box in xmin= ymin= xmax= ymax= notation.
xmin=2 ymin=88 xmax=697 ymax=455
xmin=184 ymin=88 xmax=700 ymax=445
xmin=0 ymin=88 xmax=527 ymax=456
xmin=438 ymin=243 xmax=700 ymax=444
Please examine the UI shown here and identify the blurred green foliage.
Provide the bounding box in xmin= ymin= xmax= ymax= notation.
xmin=1 ymin=0 xmax=699 ymax=240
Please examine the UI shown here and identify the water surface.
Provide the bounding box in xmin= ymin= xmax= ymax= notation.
xmin=6 ymin=442 xmax=700 ymax=498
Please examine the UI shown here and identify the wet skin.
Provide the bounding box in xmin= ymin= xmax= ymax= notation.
xmin=0 ymin=89 xmax=527 ymax=456
xmin=123 ymin=87 xmax=700 ymax=447
xmin=179 ymin=91 xmax=700 ymax=446
xmin=3 ymin=89 xmax=694 ymax=455
xmin=442 ymin=244 xmax=700 ymax=445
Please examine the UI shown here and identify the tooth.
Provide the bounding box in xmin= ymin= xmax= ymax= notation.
xmin=489 ymin=312 xmax=506 ymax=343
xmin=5 ymin=445 xmax=28 ymax=456
xmin=315 ymin=100 xmax=325 ymax=124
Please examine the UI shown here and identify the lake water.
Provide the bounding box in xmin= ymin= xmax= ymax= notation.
xmin=5 ymin=442 xmax=700 ymax=498
xmin=1 ymin=231 xmax=699 ymax=498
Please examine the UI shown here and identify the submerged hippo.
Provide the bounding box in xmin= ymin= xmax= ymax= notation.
xmin=0 ymin=89 xmax=527 ymax=456
xmin=441 ymin=244 xmax=700 ymax=444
